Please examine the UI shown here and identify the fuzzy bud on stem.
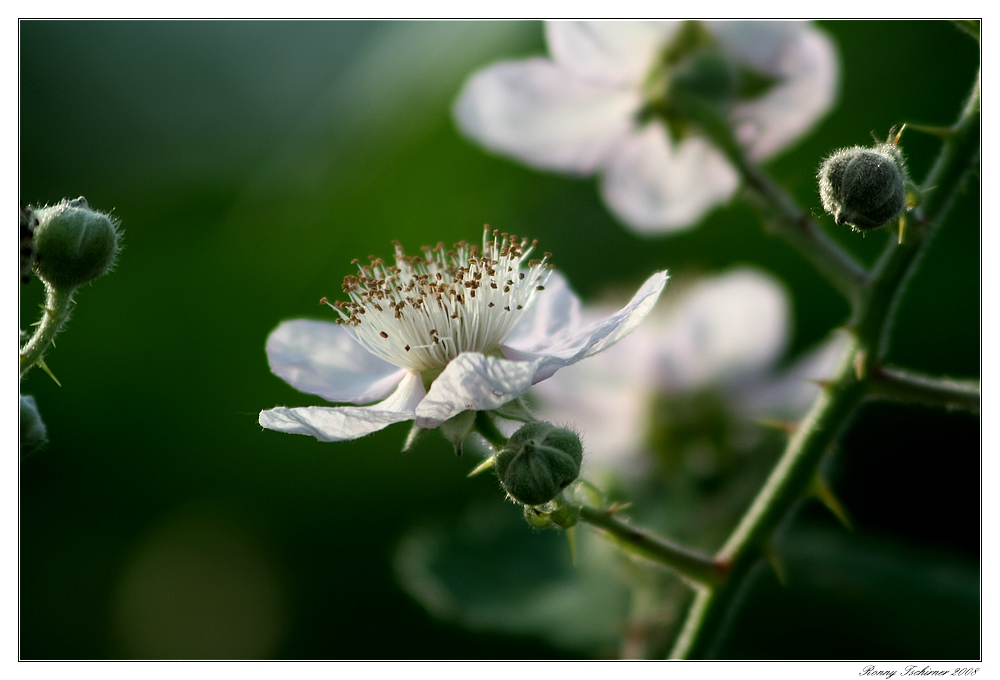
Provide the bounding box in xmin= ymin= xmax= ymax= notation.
xmin=495 ymin=422 xmax=583 ymax=506
xmin=32 ymin=197 xmax=120 ymax=290
xmin=818 ymin=142 xmax=909 ymax=231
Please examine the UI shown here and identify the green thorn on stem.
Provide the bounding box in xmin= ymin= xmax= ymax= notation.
xmin=467 ymin=455 xmax=497 ymax=477
xmin=36 ymin=356 xmax=62 ymax=387
xmin=764 ymin=541 xmax=787 ymax=586
xmin=810 ymin=474 xmax=853 ymax=531
xmin=754 ymin=418 xmax=798 ymax=435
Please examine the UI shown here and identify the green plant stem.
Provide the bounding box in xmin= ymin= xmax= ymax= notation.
xmin=577 ymin=506 xmax=723 ymax=587
xmin=869 ymin=366 xmax=980 ymax=413
xmin=479 ymin=413 xmax=721 ymax=584
xmin=666 ymin=72 xmax=980 ymax=659
xmin=19 ymin=283 xmax=75 ymax=380
xmin=474 ymin=410 xmax=509 ymax=448
xmin=674 ymin=93 xmax=869 ymax=302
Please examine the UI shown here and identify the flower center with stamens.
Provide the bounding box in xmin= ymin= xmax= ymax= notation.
xmin=327 ymin=229 xmax=554 ymax=373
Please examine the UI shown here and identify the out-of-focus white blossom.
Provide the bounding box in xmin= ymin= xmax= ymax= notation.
xmin=530 ymin=268 xmax=847 ymax=475
xmin=454 ymin=21 xmax=838 ymax=233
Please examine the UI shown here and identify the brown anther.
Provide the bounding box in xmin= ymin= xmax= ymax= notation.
xmin=504 ymin=306 xmax=511 ymax=312
xmin=319 ymin=296 xmax=329 ymax=305
xmin=404 ymin=345 xmax=411 ymax=351
xmin=379 ymin=331 xmax=388 ymax=339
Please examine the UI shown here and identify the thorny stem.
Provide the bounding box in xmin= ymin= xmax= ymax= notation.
xmin=869 ymin=366 xmax=980 ymax=414
xmin=19 ymin=283 xmax=76 ymax=381
xmin=577 ymin=505 xmax=723 ymax=588
xmin=474 ymin=410 xmax=509 ymax=449
xmin=481 ymin=418 xmax=722 ymax=584
xmin=667 ymin=70 xmax=980 ymax=659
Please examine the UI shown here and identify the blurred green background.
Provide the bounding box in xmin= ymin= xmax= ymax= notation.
xmin=19 ymin=21 xmax=979 ymax=659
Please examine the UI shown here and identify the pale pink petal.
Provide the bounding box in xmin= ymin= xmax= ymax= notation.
xmin=259 ymin=371 xmax=425 ymax=442
xmin=727 ymin=24 xmax=839 ymax=160
xmin=500 ymin=272 xmax=583 ymax=355
xmin=705 ymin=21 xmax=800 ymax=73
xmin=453 ymin=57 xmax=640 ymax=175
xmin=545 ymin=21 xmax=679 ymax=87
xmin=414 ymin=353 xmax=544 ymax=428
xmin=266 ymin=319 xmax=406 ymax=404
xmin=652 ymin=269 xmax=789 ymax=392
xmin=503 ymin=271 xmax=668 ymax=383
xmin=530 ymin=327 xmax=658 ymax=477
xmin=599 ymin=123 xmax=740 ymax=233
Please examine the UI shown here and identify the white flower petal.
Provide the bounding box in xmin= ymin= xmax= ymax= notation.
xmin=259 ymin=371 xmax=425 ymax=442
xmin=503 ymin=270 xmax=668 ymax=383
xmin=414 ymin=353 xmax=544 ymax=428
xmin=500 ymin=272 xmax=583 ymax=354
xmin=706 ymin=21 xmax=800 ymax=74
xmin=653 ymin=269 xmax=789 ymax=392
xmin=266 ymin=319 xmax=407 ymax=404
xmin=728 ymin=24 xmax=839 ymax=160
xmin=531 ymin=330 xmax=657 ymax=477
xmin=599 ymin=123 xmax=740 ymax=233
xmin=545 ymin=21 xmax=678 ymax=87
xmin=453 ymin=57 xmax=640 ymax=175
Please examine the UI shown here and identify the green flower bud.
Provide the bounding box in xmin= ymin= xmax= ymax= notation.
xmin=32 ymin=197 xmax=121 ymax=290
xmin=818 ymin=142 xmax=909 ymax=231
xmin=495 ymin=422 xmax=583 ymax=506
xmin=20 ymin=395 xmax=48 ymax=456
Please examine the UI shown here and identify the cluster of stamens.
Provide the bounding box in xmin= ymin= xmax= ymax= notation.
xmin=323 ymin=229 xmax=554 ymax=372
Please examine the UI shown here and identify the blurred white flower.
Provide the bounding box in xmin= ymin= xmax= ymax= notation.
xmin=259 ymin=231 xmax=667 ymax=442
xmin=530 ymin=268 xmax=847 ymax=475
xmin=454 ymin=21 xmax=838 ymax=233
